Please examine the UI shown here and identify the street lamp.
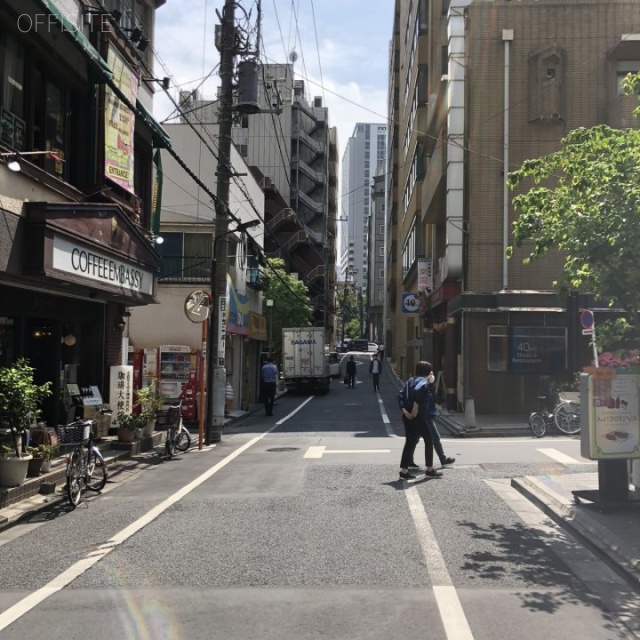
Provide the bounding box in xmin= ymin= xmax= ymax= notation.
xmin=206 ymin=218 xmax=260 ymax=445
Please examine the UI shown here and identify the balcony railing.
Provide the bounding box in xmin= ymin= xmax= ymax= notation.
xmin=159 ymin=255 xmax=212 ymax=282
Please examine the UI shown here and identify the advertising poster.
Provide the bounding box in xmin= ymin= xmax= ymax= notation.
xmin=582 ymin=372 xmax=640 ymax=459
xmin=105 ymin=47 xmax=138 ymax=193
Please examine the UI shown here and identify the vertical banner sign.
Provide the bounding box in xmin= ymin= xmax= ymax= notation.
xmin=109 ymin=365 xmax=134 ymax=420
xmin=151 ymin=148 xmax=163 ymax=235
xmin=105 ymin=47 xmax=138 ymax=193
xmin=417 ymin=257 xmax=433 ymax=293
xmin=217 ymin=297 xmax=227 ymax=365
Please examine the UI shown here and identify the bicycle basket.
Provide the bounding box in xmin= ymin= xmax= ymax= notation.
xmin=57 ymin=422 xmax=93 ymax=444
xmin=166 ymin=406 xmax=180 ymax=426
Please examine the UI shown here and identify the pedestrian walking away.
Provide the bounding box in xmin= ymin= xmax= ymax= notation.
xmin=346 ymin=355 xmax=357 ymax=388
xmin=377 ymin=343 xmax=385 ymax=362
xmin=260 ymin=357 xmax=278 ymax=416
xmin=369 ymin=352 xmax=381 ymax=392
xmin=397 ymin=361 xmax=446 ymax=480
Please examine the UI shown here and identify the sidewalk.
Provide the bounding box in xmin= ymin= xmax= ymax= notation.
xmin=511 ymin=472 xmax=640 ymax=590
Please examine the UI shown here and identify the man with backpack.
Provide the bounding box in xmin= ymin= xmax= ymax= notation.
xmin=397 ymin=361 xmax=454 ymax=480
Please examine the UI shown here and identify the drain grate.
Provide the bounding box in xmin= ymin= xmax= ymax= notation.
xmin=266 ymin=447 xmax=300 ymax=452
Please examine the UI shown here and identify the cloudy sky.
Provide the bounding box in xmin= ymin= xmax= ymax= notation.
xmin=152 ymin=0 xmax=391 ymax=161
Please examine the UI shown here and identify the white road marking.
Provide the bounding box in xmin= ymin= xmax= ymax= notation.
xmin=275 ymin=395 xmax=315 ymax=425
xmin=0 ymin=424 xmax=283 ymax=632
xmin=378 ymin=396 xmax=398 ymax=437
xmin=405 ymin=487 xmax=475 ymax=640
xmin=326 ymin=449 xmax=391 ymax=454
xmin=537 ymin=448 xmax=582 ymax=464
xmin=303 ymin=446 xmax=391 ymax=459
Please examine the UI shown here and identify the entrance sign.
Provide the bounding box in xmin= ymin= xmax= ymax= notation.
xmin=581 ymin=372 xmax=640 ymax=459
xmin=217 ymin=296 xmax=226 ymax=365
xmin=110 ymin=365 xmax=134 ymax=419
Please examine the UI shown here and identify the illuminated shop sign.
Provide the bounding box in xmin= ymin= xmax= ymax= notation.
xmin=52 ymin=235 xmax=154 ymax=295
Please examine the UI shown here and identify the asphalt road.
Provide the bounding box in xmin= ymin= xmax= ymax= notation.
xmin=0 ymin=356 xmax=637 ymax=639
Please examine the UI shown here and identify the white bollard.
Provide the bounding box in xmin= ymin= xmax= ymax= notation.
xmin=464 ymin=397 xmax=476 ymax=429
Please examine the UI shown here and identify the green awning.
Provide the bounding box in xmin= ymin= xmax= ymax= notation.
xmin=36 ymin=0 xmax=112 ymax=82
xmin=135 ymin=100 xmax=172 ymax=149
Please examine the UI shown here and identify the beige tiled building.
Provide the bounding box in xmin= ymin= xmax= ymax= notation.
xmin=387 ymin=0 xmax=640 ymax=414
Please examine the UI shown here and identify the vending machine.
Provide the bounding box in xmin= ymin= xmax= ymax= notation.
xmin=158 ymin=345 xmax=193 ymax=408
xmin=127 ymin=347 xmax=143 ymax=393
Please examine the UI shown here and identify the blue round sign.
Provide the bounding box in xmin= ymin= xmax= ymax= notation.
xmin=580 ymin=309 xmax=594 ymax=329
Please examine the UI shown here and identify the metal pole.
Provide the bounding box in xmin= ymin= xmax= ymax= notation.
xmin=206 ymin=0 xmax=236 ymax=445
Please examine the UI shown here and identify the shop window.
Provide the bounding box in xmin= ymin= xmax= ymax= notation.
xmin=0 ymin=32 xmax=26 ymax=150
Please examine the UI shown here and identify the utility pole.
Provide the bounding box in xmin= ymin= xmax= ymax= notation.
xmin=206 ymin=0 xmax=236 ymax=445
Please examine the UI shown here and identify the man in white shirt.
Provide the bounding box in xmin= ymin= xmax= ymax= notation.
xmin=369 ymin=353 xmax=381 ymax=392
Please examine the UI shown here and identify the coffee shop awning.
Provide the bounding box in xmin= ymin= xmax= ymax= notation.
xmin=136 ymin=100 xmax=172 ymax=150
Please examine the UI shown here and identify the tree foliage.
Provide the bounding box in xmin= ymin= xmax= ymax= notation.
xmin=507 ymin=79 xmax=640 ymax=334
xmin=262 ymin=258 xmax=312 ymax=356
xmin=335 ymin=283 xmax=359 ymax=341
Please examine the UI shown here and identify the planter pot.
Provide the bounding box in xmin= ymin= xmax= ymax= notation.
xmin=27 ymin=456 xmax=44 ymax=478
xmin=0 ymin=455 xmax=33 ymax=487
xmin=117 ymin=427 xmax=135 ymax=443
xmin=134 ymin=427 xmax=144 ymax=440
xmin=41 ymin=460 xmax=52 ymax=473
xmin=143 ymin=420 xmax=155 ymax=437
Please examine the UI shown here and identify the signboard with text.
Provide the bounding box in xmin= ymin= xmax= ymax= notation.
xmin=581 ymin=371 xmax=640 ymax=459
xmin=417 ymin=258 xmax=433 ymax=294
xmin=109 ymin=365 xmax=134 ymax=420
xmin=402 ymin=293 xmax=419 ymax=314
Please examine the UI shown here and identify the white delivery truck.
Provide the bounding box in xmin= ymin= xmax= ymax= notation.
xmin=282 ymin=327 xmax=331 ymax=394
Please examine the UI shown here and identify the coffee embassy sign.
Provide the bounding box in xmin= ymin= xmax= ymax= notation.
xmin=52 ymin=235 xmax=154 ymax=296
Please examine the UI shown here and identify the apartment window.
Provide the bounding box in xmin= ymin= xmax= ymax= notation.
xmin=159 ymin=232 xmax=213 ymax=281
xmin=378 ymin=290 xmax=384 ymax=302
xmin=379 ymin=268 xmax=384 ymax=279
xmin=441 ymin=46 xmax=448 ymax=76
xmin=402 ymin=226 xmax=417 ymax=279
xmin=379 ymin=247 xmax=384 ymax=256
xmin=379 ymin=224 xmax=385 ymax=234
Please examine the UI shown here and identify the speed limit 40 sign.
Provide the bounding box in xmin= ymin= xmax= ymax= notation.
xmin=402 ymin=293 xmax=419 ymax=314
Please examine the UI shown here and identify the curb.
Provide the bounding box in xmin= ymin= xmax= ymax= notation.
xmin=511 ymin=475 xmax=640 ymax=589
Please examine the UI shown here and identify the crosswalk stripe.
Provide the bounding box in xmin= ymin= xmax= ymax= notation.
xmin=537 ymin=448 xmax=582 ymax=464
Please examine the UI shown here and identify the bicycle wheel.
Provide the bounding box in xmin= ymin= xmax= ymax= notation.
xmin=85 ymin=450 xmax=107 ymax=491
xmin=165 ymin=428 xmax=176 ymax=459
xmin=554 ymin=401 xmax=581 ymax=434
xmin=529 ymin=413 xmax=547 ymax=438
xmin=175 ymin=427 xmax=191 ymax=452
xmin=66 ymin=449 xmax=84 ymax=507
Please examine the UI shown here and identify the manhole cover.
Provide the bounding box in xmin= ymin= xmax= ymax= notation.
xmin=266 ymin=447 xmax=300 ymax=452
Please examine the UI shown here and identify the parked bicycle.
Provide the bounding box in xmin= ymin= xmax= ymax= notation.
xmin=165 ymin=400 xmax=191 ymax=459
xmin=528 ymin=394 xmax=581 ymax=438
xmin=62 ymin=409 xmax=111 ymax=507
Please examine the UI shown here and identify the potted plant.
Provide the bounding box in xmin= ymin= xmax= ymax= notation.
xmin=27 ymin=443 xmax=56 ymax=474
xmin=135 ymin=383 xmax=163 ymax=437
xmin=116 ymin=412 xmax=140 ymax=443
xmin=0 ymin=359 xmax=51 ymax=487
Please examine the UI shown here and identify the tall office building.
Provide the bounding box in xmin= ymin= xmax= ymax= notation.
xmin=179 ymin=64 xmax=338 ymax=331
xmin=340 ymin=123 xmax=387 ymax=291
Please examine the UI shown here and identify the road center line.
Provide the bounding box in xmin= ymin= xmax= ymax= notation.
xmin=405 ymin=487 xmax=475 ymax=640
xmin=537 ymin=448 xmax=582 ymax=464
xmin=0 ymin=424 xmax=282 ymax=632
xmin=378 ymin=395 xmax=398 ymax=437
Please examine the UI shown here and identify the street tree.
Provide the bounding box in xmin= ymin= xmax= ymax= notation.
xmin=262 ymin=258 xmax=312 ymax=357
xmin=507 ymin=81 xmax=640 ymax=341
